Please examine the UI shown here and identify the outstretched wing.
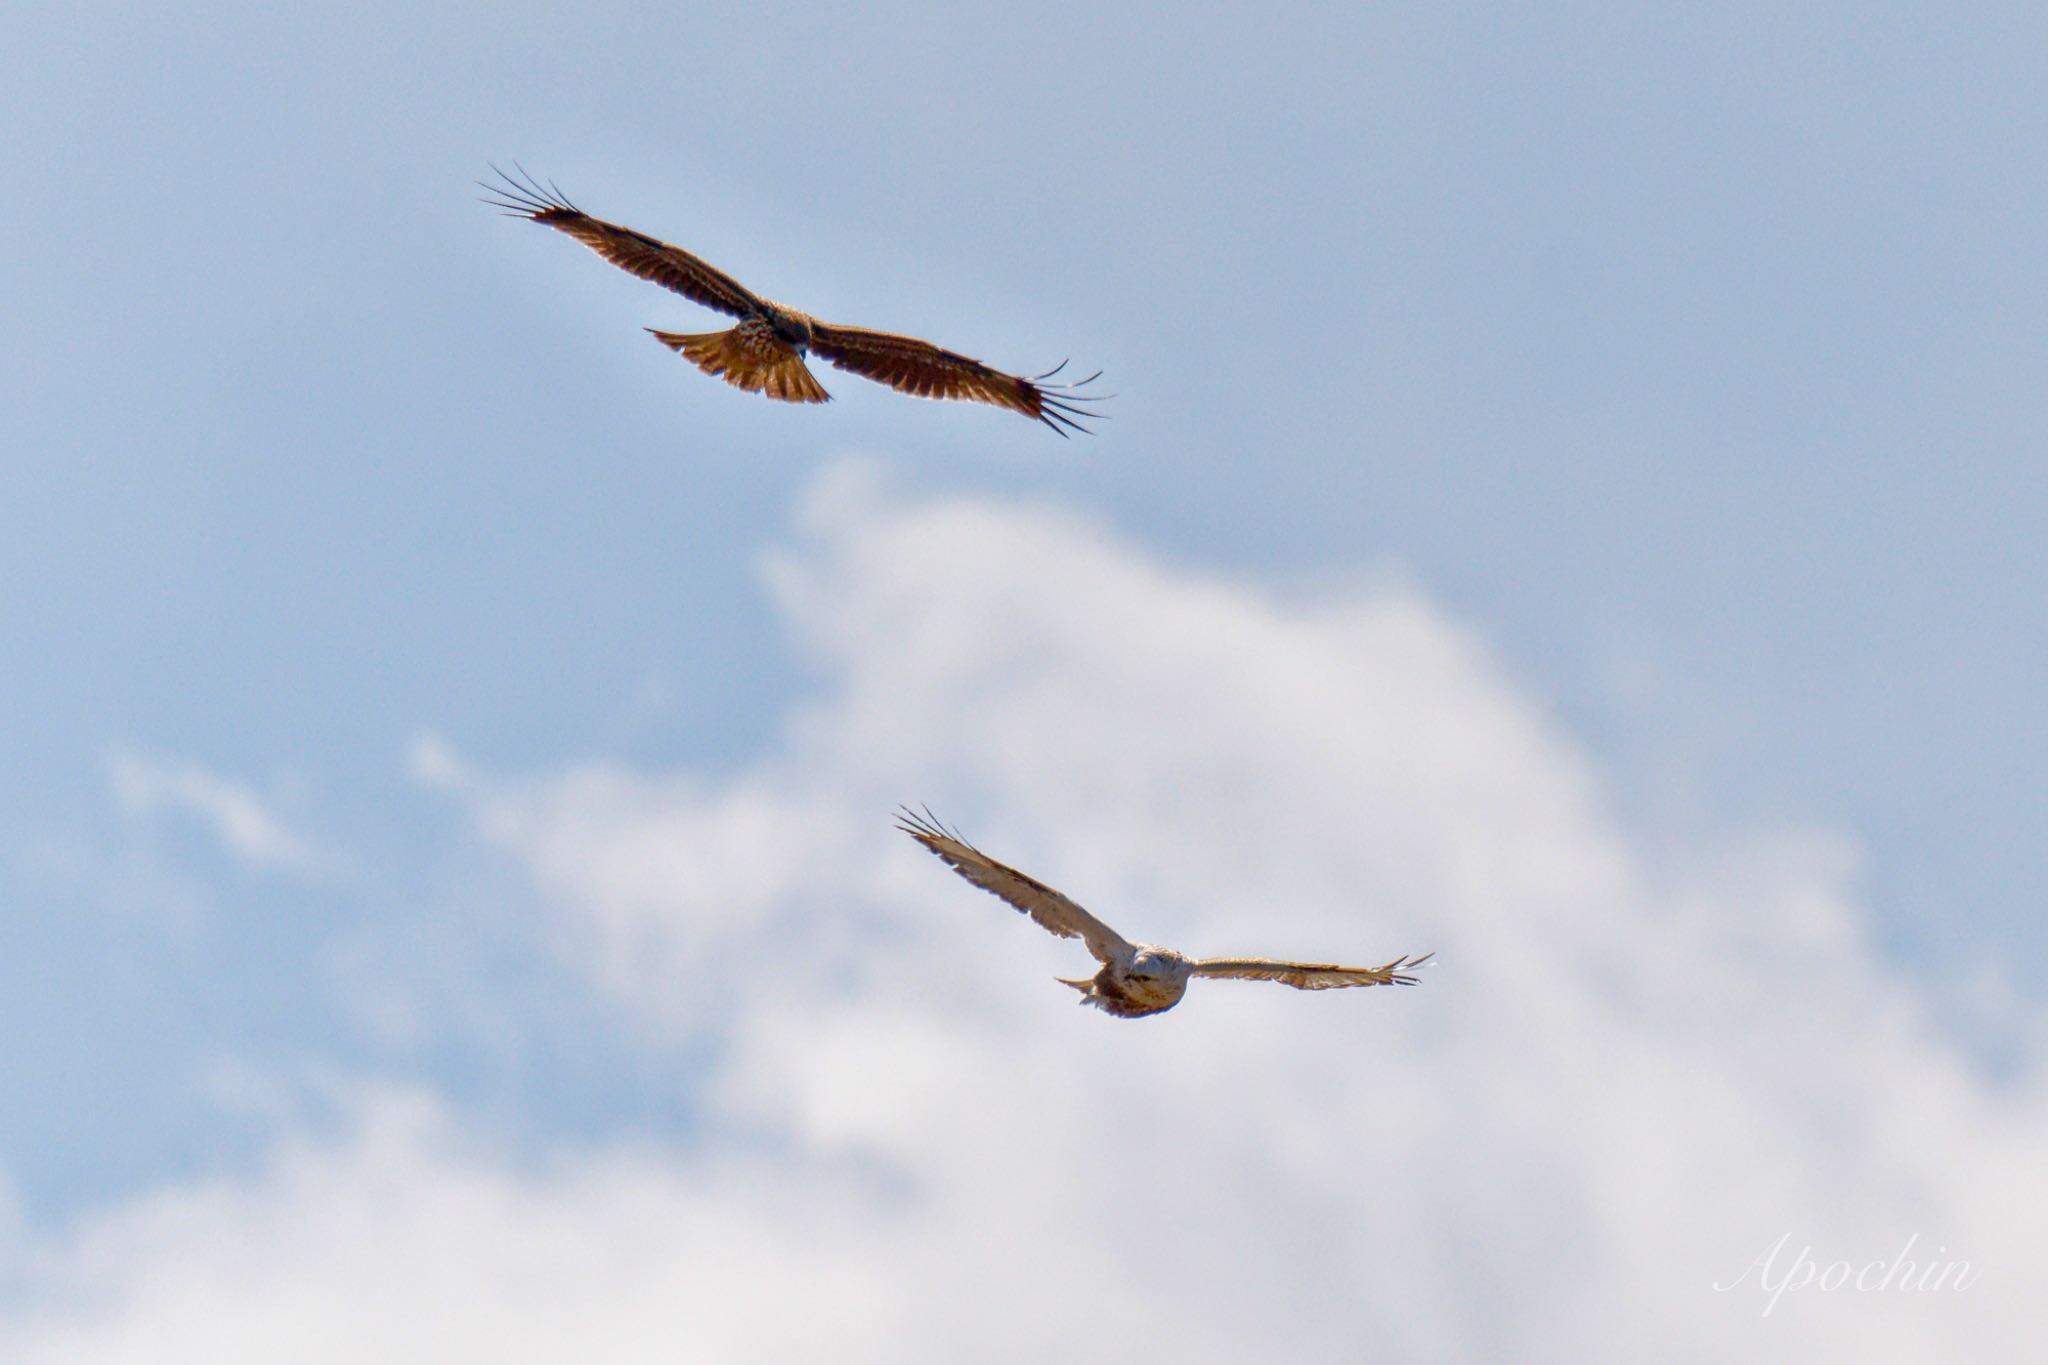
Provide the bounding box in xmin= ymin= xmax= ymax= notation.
xmin=897 ymin=808 xmax=1131 ymax=963
xmin=809 ymin=324 xmax=1107 ymax=436
xmin=1191 ymin=952 xmax=1434 ymax=991
xmin=481 ymin=165 xmax=764 ymax=320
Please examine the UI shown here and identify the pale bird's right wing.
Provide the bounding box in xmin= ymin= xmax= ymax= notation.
xmin=897 ymin=808 xmax=1131 ymax=964
xmin=1190 ymin=952 xmax=1435 ymax=991
xmin=481 ymin=165 xmax=766 ymax=320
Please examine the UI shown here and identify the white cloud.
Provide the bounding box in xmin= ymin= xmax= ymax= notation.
xmin=7 ymin=461 xmax=2043 ymax=1361
xmin=106 ymin=750 xmax=331 ymax=876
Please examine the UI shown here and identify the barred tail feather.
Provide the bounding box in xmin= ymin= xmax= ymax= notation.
xmin=647 ymin=326 xmax=830 ymax=404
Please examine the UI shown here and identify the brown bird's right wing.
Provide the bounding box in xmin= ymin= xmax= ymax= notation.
xmin=808 ymin=324 xmax=1106 ymax=436
xmin=897 ymin=808 xmax=1131 ymax=964
xmin=481 ymin=165 xmax=765 ymax=320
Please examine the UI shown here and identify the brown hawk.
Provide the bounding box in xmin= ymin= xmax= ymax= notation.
xmin=483 ymin=167 xmax=1106 ymax=435
xmin=899 ymin=808 xmax=1433 ymax=1019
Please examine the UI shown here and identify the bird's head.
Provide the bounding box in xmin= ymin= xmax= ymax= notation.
xmin=1125 ymin=946 xmax=1189 ymax=987
xmin=759 ymin=299 xmax=815 ymax=350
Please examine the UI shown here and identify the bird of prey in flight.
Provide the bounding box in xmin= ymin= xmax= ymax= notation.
xmin=898 ymin=809 xmax=1433 ymax=1019
xmin=482 ymin=166 xmax=1107 ymax=435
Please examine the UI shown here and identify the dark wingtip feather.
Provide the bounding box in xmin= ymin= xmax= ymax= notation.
xmin=478 ymin=163 xmax=580 ymax=219
xmin=1389 ymin=952 xmax=1437 ymax=985
xmin=1026 ymin=363 xmax=1110 ymax=435
xmin=896 ymin=804 xmax=968 ymax=848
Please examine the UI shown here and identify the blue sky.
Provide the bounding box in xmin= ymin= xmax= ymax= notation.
xmin=3 ymin=2 xmax=2044 ymax=1357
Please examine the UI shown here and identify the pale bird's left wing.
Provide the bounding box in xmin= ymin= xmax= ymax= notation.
xmin=897 ymin=808 xmax=1132 ymax=964
xmin=809 ymin=323 xmax=1107 ymax=436
xmin=1190 ymin=952 xmax=1435 ymax=991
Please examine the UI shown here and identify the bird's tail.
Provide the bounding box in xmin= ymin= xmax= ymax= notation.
xmin=647 ymin=327 xmax=830 ymax=404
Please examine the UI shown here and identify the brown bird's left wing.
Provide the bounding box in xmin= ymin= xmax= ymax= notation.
xmin=897 ymin=808 xmax=1132 ymax=964
xmin=1190 ymin=952 xmax=1435 ymax=991
xmin=481 ymin=165 xmax=765 ymax=320
xmin=809 ymin=323 xmax=1107 ymax=436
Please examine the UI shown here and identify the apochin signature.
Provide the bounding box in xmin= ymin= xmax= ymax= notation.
xmin=1715 ymin=1233 xmax=1976 ymax=1316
